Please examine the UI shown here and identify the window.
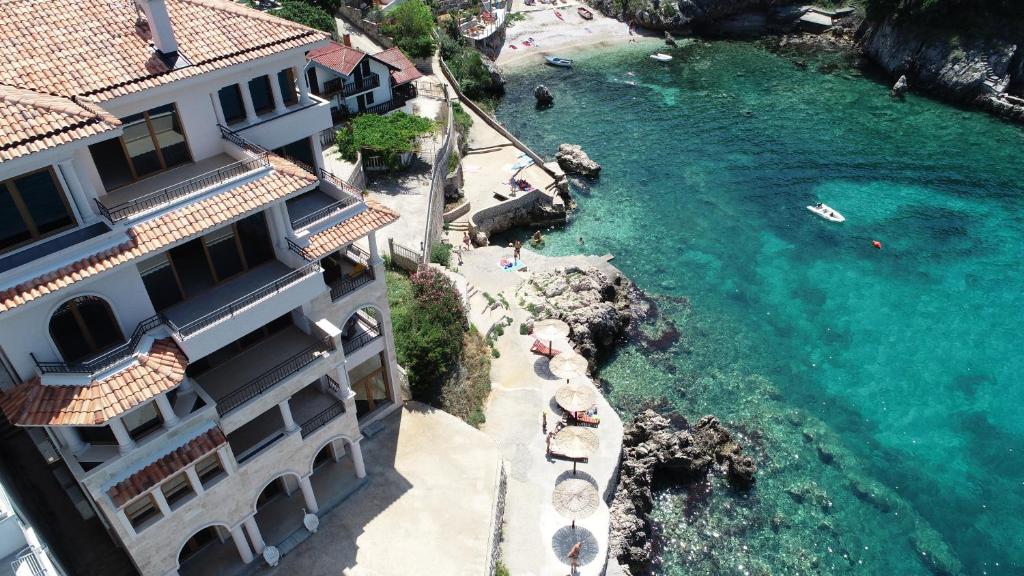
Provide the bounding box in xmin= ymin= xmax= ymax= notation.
xmin=218 ymin=85 xmax=246 ymax=125
xmin=194 ymin=453 xmax=226 ymax=489
xmin=88 ymin=104 xmax=192 ymax=191
xmin=138 ymin=254 xmax=183 ymax=311
xmin=79 ymin=426 xmax=117 ymax=445
xmin=0 ymin=168 xmax=76 ymax=253
xmin=49 ymin=296 xmax=124 ymax=363
xmin=161 ymin=472 xmax=196 ymax=510
xmin=203 ymin=227 xmax=244 ymax=281
xmin=124 ymin=493 xmax=161 ymax=531
xmin=360 ymin=59 xmax=371 ymax=77
xmin=306 ymin=68 xmax=319 ymax=95
xmin=365 ymin=91 xmax=375 ymax=105
xmin=278 ymin=69 xmax=298 ymax=105
xmin=248 ymin=76 xmax=274 ymax=115
xmin=122 ymin=401 xmax=163 ymax=441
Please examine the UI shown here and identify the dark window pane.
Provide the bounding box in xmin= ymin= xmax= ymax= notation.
xmin=122 ymin=113 xmax=161 ymax=177
xmin=235 ymin=213 xmax=273 ymax=267
xmin=89 ymin=138 xmax=135 ymax=190
xmin=204 ymin=227 xmax=243 ymax=280
xmin=0 ymin=187 xmax=31 ymax=250
xmin=366 ymin=91 xmax=374 ymax=105
xmin=278 ymin=69 xmax=297 ymax=105
xmin=306 ymin=68 xmax=319 ymax=95
xmin=124 ymin=401 xmax=162 ymax=440
xmin=274 ymin=138 xmax=315 ymax=167
xmin=248 ymin=76 xmax=274 ymax=115
xmin=218 ymin=85 xmax=246 ymax=124
xmin=76 ymin=299 xmax=124 ymax=352
xmin=79 ymin=426 xmax=117 ymax=445
xmin=149 ymin=104 xmax=191 ymax=169
xmin=139 ymin=255 xmax=183 ymax=311
xmin=49 ymin=306 xmax=90 ymax=362
xmin=169 ymin=239 xmax=215 ymax=297
xmin=14 ymin=171 xmax=73 ymax=235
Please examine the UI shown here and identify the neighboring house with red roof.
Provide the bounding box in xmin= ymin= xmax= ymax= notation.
xmin=306 ymin=41 xmax=424 ymax=122
xmin=0 ymin=1 xmax=401 ymax=575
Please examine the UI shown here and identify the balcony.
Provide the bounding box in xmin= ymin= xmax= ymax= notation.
xmin=327 ymin=244 xmax=375 ymax=302
xmin=195 ymin=326 xmax=335 ymax=418
xmin=32 ymin=314 xmax=164 ymax=376
xmin=94 ymin=153 xmax=269 ymax=224
xmin=342 ymin=310 xmax=383 ymax=355
xmin=323 ymin=73 xmax=381 ymax=98
xmin=163 ymin=261 xmax=326 ymax=359
xmin=287 ymin=188 xmax=360 ymax=231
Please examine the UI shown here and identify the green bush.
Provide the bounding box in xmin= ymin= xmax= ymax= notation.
xmin=440 ymin=328 xmax=492 ymax=427
xmin=335 ymin=125 xmax=358 ymax=162
xmin=446 ymin=48 xmax=504 ymax=100
xmin=303 ymin=0 xmax=341 ymax=14
xmin=430 ymin=243 xmax=452 ymax=267
xmin=274 ymin=1 xmax=337 ymax=34
xmin=452 ymin=102 xmax=473 ymax=143
xmin=495 ymin=560 xmax=511 ymax=576
xmin=519 ymin=323 xmax=529 ymax=335
xmin=340 ymin=112 xmax=437 ymax=170
xmin=381 ymin=0 xmax=437 ymax=58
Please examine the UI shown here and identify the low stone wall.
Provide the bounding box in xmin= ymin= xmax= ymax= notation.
xmin=471 ymin=187 xmax=554 ymax=236
xmin=338 ymin=6 xmax=396 ymax=48
xmin=443 ymin=200 xmax=471 ymax=223
xmin=487 ymin=462 xmax=509 ymax=576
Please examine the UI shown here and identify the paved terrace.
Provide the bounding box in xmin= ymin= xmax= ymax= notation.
xmin=259 ymin=403 xmax=503 ymax=576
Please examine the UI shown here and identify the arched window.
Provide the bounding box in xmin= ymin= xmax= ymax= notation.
xmin=49 ymin=296 xmax=124 ymax=363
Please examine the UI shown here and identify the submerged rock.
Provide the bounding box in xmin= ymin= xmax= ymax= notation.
xmin=609 ymin=410 xmax=757 ymax=575
xmin=892 ymin=74 xmax=909 ymax=98
xmin=534 ymin=84 xmax=553 ymax=106
xmin=555 ymin=144 xmax=602 ymax=178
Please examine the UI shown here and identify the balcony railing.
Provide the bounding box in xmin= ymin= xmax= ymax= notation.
xmin=32 ymin=314 xmax=165 ymax=375
xmin=216 ymin=336 xmax=336 ymax=416
xmin=291 ymin=194 xmax=360 ymax=230
xmin=342 ymin=318 xmax=382 ymax=355
xmin=95 ymin=155 xmax=269 ymax=223
xmin=219 ymin=124 xmax=266 ymax=156
xmin=167 ymin=261 xmax=322 ymax=339
xmin=300 ymin=385 xmax=346 ymax=437
xmin=323 ymin=73 xmax=381 ymax=98
xmin=330 ymin=244 xmax=375 ymax=301
xmin=287 ymin=238 xmax=317 ymax=262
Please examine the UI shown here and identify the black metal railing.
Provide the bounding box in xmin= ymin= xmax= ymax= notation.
xmin=319 ymin=167 xmax=364 ymax=196
xmin=32 ymin=314 xmax=165 ymax=374
xmin=330 ymin=266 xmax=375 ymax=301
xmin=342 ymin=319 xmax=382 ymax=355
xmin=287 ymin=238 xmax=316 ymax=262
xmin=168 ymin=261 xmax=322 ymax=339
xmin=216 ymin=336 xmax=336 ymax=416
xmin=324 ymin=73 xmax=381 ymax=97
xmin=235 ymin=432 xmax=285 ymax=465
xmin=219 ymin=124 xmax=265 ymax=156
xmin=300 ymin=400 xmax=346 ymax=438
xmin=290 ymin=196 xmax=359 ymax=230
xmin=95 ymin=155 xmax=268 ymax=223
xmin=363 ymin=93 xmax=408 ymax=116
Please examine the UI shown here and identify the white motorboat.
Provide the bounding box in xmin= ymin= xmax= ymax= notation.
xmin=807 ymin=203 xmax=845 ymax=223
xmin=545 ymin=56 xmax=574 ymax=68
xmin=650 ymin=53 xmax=673 ymax=62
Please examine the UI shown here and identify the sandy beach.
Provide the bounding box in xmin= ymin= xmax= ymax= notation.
xmin=496 ymin=0 xmax=658 ymax=67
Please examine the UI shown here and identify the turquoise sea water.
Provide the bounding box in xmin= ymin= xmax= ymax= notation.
xmin=494 ymin=41 xmax=1024 ymax=575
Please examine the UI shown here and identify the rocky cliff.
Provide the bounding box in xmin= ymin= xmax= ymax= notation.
xmin=588 ymin=0 xmax=775 ymax=32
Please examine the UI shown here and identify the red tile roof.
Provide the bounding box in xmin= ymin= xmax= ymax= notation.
xmin=0 ymin=339 xmax=188 ymax=427
xmin=0 ymin=0 xmax=328 ymax=102
xmin=304 ymin=199 xmax=399 ymax=259
xmin=308 ymin=42 xmax=369 ymax=76
xmin=107 ymin=426 xmax=226 ymax=507
xmin=0 ymin=155 xmax=317 ymax=314
xmin=374 ymin=47 xmax=424 ymax=86
xmin=0 ymin=86 xmax=121 ymax=162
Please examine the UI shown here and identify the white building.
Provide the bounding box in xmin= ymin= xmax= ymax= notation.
xmin=0 ymin=1 xmax=402 ymax=575
xmin=306 ymin=41 xmax=424 ymax=123
xmin=0 ymin=484 xmax=64 ymax=576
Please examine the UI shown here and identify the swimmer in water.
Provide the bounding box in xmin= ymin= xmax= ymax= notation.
xmin=578 ymin=237 xmax=585 ymax=246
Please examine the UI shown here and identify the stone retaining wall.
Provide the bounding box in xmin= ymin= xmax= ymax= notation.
xmin=443 ymin=200 xmax=471 ymax=223
xmin=486 ymin=461 xmax=509 ymax=575
xmin=470 ymin=187 xmax=548 ymax=235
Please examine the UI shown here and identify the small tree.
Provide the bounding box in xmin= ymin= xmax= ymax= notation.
xmin=380 ymin=0 xmax=437 ymax=59
xmin=274 ymin=1 xmax=338 ymax=34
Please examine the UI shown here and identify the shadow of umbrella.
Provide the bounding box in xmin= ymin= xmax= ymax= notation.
xmin=551 ymin=525 xmax=599 ymax=567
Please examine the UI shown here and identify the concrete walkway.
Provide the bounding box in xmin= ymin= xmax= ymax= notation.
xmin=261 ymin=403 xmax=503 ymax=576
xmin=460 ymin=246 xmax=624 ymax=576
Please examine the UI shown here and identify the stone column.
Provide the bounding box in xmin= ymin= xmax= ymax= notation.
xmin=57 ymin=427 xmax=87 ymax=454
xmin=185 ymin=466 xmax=204 ymax=495
xmin=310 ymin=135 xmax=325 ymax=172
xmin=108 ymin=418 xmax=136 ymax=454
xmin=375 ymin=301 xmax=403 ymax=404
xmin=243 ymin=516 xmax=266 ymax=555
xmin=239 ymin=82 xmax=258 ymax=124
xmin=155 ymin=394 xmax=179 ymax=428
xmin=269 ymin=72 xmax=287 ymax=114
xmin=298 ymin=476 xmax=319 ymax=514
xmin=151 ymin=489 xmax=172 ymax=517
xmin=350 ymin=438 xmax=366 ymax=479
xmin=219 ymin=445 xmax=238 ymax=474
xmin=229 ymin=525 xmax=254 ymax=564
xmin=279 ymin=400 xmax=298 ymax=433
xmin=295 ymin=66 xmax=311 ymax=105
xmin=330 ymin=438 xmax=346 ymax=462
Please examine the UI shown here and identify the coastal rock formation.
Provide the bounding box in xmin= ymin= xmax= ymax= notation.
xmin=534 ymin=84 xmax=553 ymax=106
xmin=609 ymin=410 xmax=757 ymax=575
xmin=481 ymin=55 xmax=506 ymax=93
xmin=555 ymin=144 xmax=602 ymax=178
xmin=520 ymin=267 xmax=634 ymax=363
xmin=891 ymin=74 xmax=909 ymax=98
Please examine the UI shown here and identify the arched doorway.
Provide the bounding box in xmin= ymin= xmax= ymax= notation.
xmin=48 ymin=296 xmax=124 ymax=363
xmin=252 ymin=473 xmax=309 ymax=549
xmin=340 ymin=306 xmax=383 ymax=355
xmin=177 ymin=524 xmax=243 ymax=576
xmin=308 ymin=437 xmax=365 ymax=511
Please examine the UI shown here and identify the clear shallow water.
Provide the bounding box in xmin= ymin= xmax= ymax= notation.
xmin=495 ymin=41 xmax=1024 ymax=575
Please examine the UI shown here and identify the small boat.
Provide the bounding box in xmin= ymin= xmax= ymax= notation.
xmin=545 ymin=56 xmax=574 ymax=68
xmin=807 ymin=203 xmax=845 ymax=223
xmin=649 ymin=53 xmax=673 ymax=62
xmin=578 ymin=6 xmax=594 ymax=19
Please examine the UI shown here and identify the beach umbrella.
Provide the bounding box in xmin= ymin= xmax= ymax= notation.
xmin=555 ymin=380 xmax=597 ymax=413
xmin=552 ymin=477 xmax=599 ymax=520
xmin=550 ymin=525 xmax=598 ymax=567
xmin=550 ymin=426 xmax=599 ymax=460
xmin=549 ymin=351 xmax=588 ymax=380
xmin=534 ymin=318 xmax=570 ymax=341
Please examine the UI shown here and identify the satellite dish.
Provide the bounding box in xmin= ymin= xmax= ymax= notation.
xmin=263 ymin=545 xmax=280 ymax=567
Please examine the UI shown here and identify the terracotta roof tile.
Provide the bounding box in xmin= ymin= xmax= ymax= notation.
xmin=0 ymin=86 xmax=121 ymax=161
xmin=0 ymin=339 xmax=187 ymax=426
xmin=374 ymin=47 xmax=424 ymax=86
xmin=304 ymin=199 xmax=399 ymax=260
xmin=107 ymin=426 xmax=226 ymax=507
xmin=0 ymin=0 xmax=328 ymax=102
xmin=307 ymin=42 xmax=369 ymax=76
xmin=0 ymin=155 xmax=316 ymax=314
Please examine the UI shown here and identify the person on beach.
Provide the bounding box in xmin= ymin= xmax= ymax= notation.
xmin=542 ymin=411 xmax=548 ymax=434
xmin=568 ymin=541 xmax=582 ymax=572
xmin=578 ymin=236 xmax=585 ymax=246
xmin=463 ymin=231 xmax=471 ymax=248
xmin=514 ymin=240 xmax=522 ymax=261
xmin=456 ymin=246 xmax=464 ymax=266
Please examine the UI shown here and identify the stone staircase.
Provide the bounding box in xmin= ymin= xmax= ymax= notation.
xmin=982 ymin=63 xmax=1010 ymax=94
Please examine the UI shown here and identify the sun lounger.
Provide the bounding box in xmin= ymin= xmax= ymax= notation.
xmin=493 ymin=192 xmax=509 ymax=201
xmin=572 ymin=412 xmax=600 ymax=426
xmin=347 ymin=263 xmax=367 ymax=278
xmin=531 ymin=339 xmax=562 ymax=356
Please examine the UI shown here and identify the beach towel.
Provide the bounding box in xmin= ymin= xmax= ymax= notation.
xmin=498 ymin=258 xmax=526 ymax=272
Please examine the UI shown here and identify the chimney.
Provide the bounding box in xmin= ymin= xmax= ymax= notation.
xmin=136 ymin=0 xmax=178 ymax=55
xmin=343 ymin=34 xmax=352 ymax=48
